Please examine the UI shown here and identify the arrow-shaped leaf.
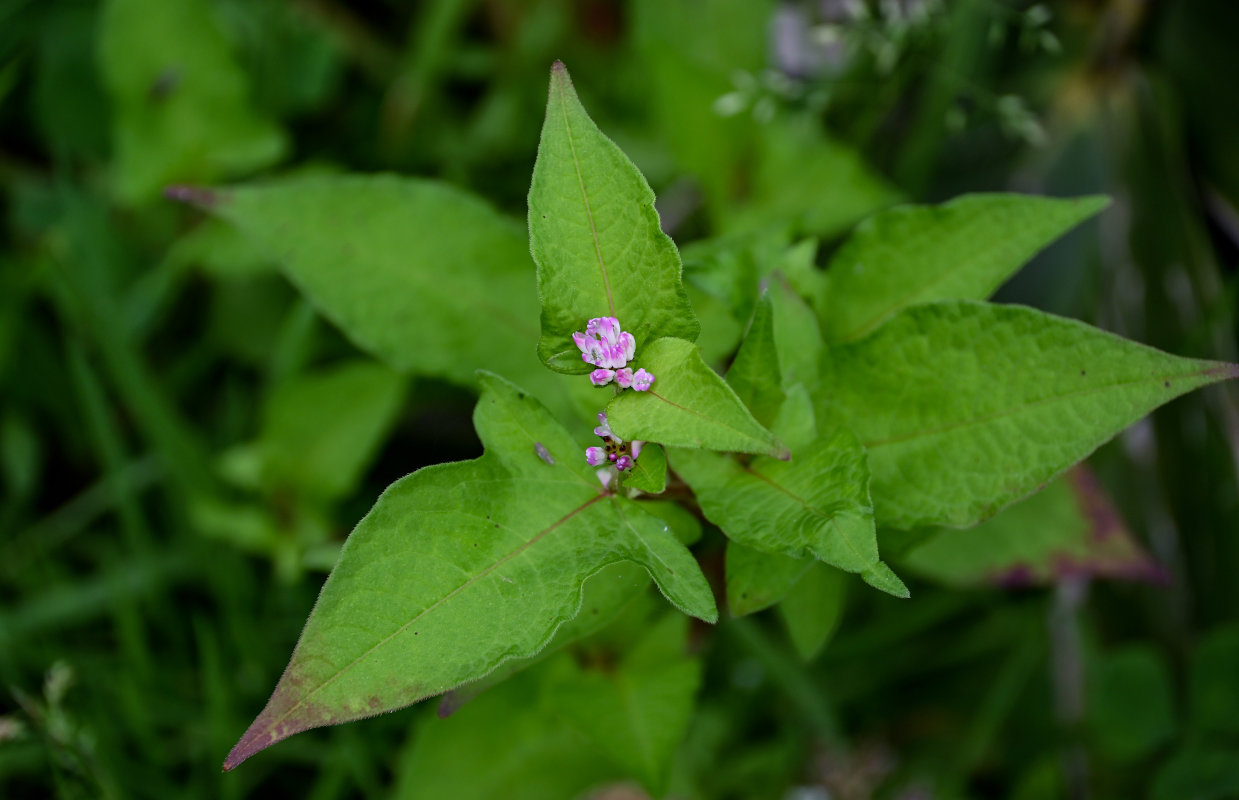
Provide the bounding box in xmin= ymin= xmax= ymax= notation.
xmin=224 ymin=373 xmax=716 ymax=770
xmin=821 ymin=301 xmax=1239 ymax=529
xmin=528 ymin=61 xmax=699 ymax=372
xmin=605 ymin=337 xmax=786 ymax=457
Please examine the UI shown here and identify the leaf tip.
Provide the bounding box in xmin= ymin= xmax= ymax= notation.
xmin=862 ymin=562 xmax=910 ymax=598
xmin=221 ymin=721 xmax=269 ymax=772
xmin=165 ymin=184 xmax=221 ymax=209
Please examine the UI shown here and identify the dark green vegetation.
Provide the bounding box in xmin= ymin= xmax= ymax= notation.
xmin=3 ymin=1 xmax=1238 ymax=798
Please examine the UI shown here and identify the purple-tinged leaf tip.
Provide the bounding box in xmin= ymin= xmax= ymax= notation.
xmin=164 ymin=184 xmax=220 ymax=209
xmin=222 ymin=670 xmax=339 ymax=771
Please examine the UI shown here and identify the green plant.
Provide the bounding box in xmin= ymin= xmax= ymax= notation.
xmin=181 ymin=63 xmax=1239 ymax=794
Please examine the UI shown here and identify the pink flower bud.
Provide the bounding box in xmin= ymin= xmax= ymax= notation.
xmin=614 ymin=368 xmax=634 ymax=389
xmin=587 ymin=317 xmax=621 ymax=342
xmin=618 ymin=331 xmax=635 ymax=363
xmin=631 ymin=369 xmax=655 ymax=392
xmin=589 ymin=369 xmax=615 ymax=386
xmin=615 ymin=455 xmax=633 ymax=471
xmin=585 ymin=447 xmax=606 ymax=466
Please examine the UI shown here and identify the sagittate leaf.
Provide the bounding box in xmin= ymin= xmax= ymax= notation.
xmin=819 ymin=194 xmax=1109 ymax=343
xmin=224 ymin=373 xmax=716 ymax=770
xmin=821 ymin=301 xmax=1239 ymax=529
xmin=528 ymin=61 xmax=699 ymax=373
xmin=550 ymin=613 xmax=702 ymax=795
xmin=898 ymin=467 xmax=1162 ymax=587
xmin=99 ymin=0 xmax=285 ymax=203
xmin=605 ymin=337 xmax=786 ymax=458
xmin=670 ymin=422 xmax=908 ymax=598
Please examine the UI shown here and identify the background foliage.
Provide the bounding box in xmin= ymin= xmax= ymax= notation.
xmin=2 ymin=0 xmax=1237 ymax=798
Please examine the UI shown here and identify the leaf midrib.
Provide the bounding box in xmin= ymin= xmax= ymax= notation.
xmin=862 ymin=368 xmax=1216 ymax=449
xmin=741 ymin=462 xmax=871 ymax=566
xmin=648 ymin=390 xmax=775 ymax=454
xmin=557 ymin=83 xmax=615 ymax=317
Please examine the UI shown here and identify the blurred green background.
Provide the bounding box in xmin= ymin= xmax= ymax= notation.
xmin=1 ymin=0 xmax=1237 ymax=798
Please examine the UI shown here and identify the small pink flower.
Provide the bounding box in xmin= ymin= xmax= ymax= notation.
xmin=589 ymin=369 xmax=615 ymax=386
xmin=630 ymin=369 xmax=655 ymax=392
xmin=617 ymin=331 xmax=635 ymax=363
xmin=586 ymin=316 xmax=620 ymax=340
xmin=614 ymin=368 xmax=634 ymax=389
xmin=584 ymin=410 xmax=646 ymax=476
xmin=593 ymin=411 xmax=620 ymax=443
xmin=573 ymin=317 xmax=638 ymax=371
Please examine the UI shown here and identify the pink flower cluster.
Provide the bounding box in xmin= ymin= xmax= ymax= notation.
xmin=585 ymin=412 xmax=643 ymax=472
xmin=573 ymin=317 xmax=655 ymax=392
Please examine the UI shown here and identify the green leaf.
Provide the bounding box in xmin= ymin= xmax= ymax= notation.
xmin=726 ymin=292 xmax=784 ymax=428
xmin=435 ymin=561 xmax=652 ymax=718
xmin=820 ymin=194 xmax=1110 ymax=343
xmin=1087 ymin=646 xmax=1177 ymax=762
xmin=670 ymin=421 xmax=908 ymax=598
xmin=898 ymin=467 xmax=1161 ymax=587
xmin=260 ymin=361 xmax=406 ymax=499
xmin=198 ymin=175 xmax=582 ymax=419
xmin=606 ymin=337 xmax=786 ymax=457
xmin=224 ymin=373 xmax=716 ymax=770
xmin=777 ymin=564 xmax=847 ymax=661
xmin=768 ymin=271 xmax=824 ymax=392
xmin=821 ymin=301 xmax=1239 ymax=529
xmin=528 ymin=62 xmax=698 ymax=372
xmin=205 ymin=176 xmax=537 ymax=381
xmin=725 ymin=543 xmax=811 ymax=617
xmin=99 ymin=0 xmax=285 ymax=203
xmin=779 ymin=238 xmax=827 ymax=311
xmin=550 ymin=613 xmax=702 ymax=795
xmin=625 ymin=443 xmax=667 ymax=495
xmin=395 ymin=664 xmax=617 ymax=800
